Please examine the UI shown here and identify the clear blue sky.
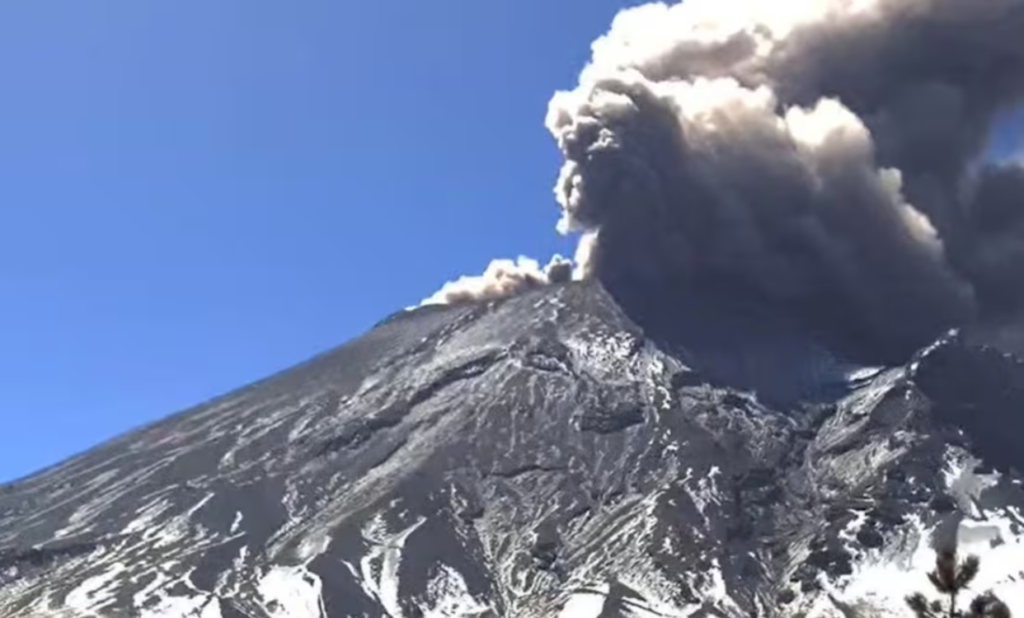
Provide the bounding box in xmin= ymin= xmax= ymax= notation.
xmin=0 ymin=2 xmax=1021 ymax=484
xmin=0 ymin=0 xmax=637 ymax=483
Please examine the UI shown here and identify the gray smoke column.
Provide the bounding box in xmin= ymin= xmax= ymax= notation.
xmin=424 ymin=0 xmax=1024 ymax=362
xmin=421 ymin=255 xmax=572 ymax=306
xmin=544 ymin=0 xmax=1024 ymax=360
xmin=955 ymin=164 xmax=1024 ymax=314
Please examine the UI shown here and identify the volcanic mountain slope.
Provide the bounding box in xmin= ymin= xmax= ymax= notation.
xmin=2 ymin=281 xmax=1024 ymax=618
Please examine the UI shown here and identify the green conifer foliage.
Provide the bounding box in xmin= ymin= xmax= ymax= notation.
xmin=905 ymin=549 xmax=1011 ymax=618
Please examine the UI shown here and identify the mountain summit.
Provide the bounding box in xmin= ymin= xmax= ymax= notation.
xmin=3 ymin=280 xmax=1024 ymax=617
xmin=5 ymin=0 xmax=1024 ymax=613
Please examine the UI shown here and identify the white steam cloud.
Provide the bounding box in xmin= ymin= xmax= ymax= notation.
xmin=423 ymin=0 xmax=1024 ymax=362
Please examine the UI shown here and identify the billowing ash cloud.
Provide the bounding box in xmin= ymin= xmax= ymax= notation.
xmin=955 ymin=164 xmax=1024 ymax=314
xmin=426 ymin=0 xmax=1024 ymax=362
xmin=421 ymin=255 xmax=572 ymax=306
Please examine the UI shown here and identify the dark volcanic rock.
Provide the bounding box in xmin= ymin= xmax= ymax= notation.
xmin=2 ymin=281 xmax=1024 ymax=617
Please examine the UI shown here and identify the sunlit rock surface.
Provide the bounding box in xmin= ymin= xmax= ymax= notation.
xmin=2 ymin=281 xmax=1023 ymax=617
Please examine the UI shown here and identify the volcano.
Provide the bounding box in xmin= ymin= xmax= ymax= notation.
xmin=2 ymin=280 xmax=1024 ymax=617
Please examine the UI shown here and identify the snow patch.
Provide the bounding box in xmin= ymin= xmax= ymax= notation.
xmin=138 ymin=590 xmax=223 ymax=618
xmin=295 ymin=532 xmax=332 ymax=564
xmin=148 ymin=492 xmax=216 ymax=548
xmin=229 ymin=511 xmax=244 ymax=535
xmin=132 ymin=566 xmax=176 ymax=611
xmin=682 ymin=466 xmax=723 ymax=521
xmin=559 ymin=583 xmax=609 ymax=618
xmin=944 ymin=449 xmax=1001 ymax=518
xmin=821 ymin=503 xmax=1024 ymax=618
xmin=844 ymin=366 xmax=886 ymax=383
xmin=122 ymin=497 xmax=176 ymax=535
xmin=256 ymin=565 xmax=326 ymax=618
xmin=357 ymin=515 xmax=427 ymax=617
xmin=64 ymin=562 xmax=128 ymax=615
xmin=417 ymin=564 xmax=493 ymax=617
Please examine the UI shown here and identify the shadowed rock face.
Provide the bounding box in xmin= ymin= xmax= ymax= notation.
xmin=2 ymin=281 xmax=1024 ymax=618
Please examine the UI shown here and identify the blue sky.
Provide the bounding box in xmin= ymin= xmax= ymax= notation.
xmin=0 ymin=2 xmax=1021 ymax=484
xmin=0 ymin=0 xmax=637 ymax=483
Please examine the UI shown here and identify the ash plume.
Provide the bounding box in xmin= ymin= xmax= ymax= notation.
xmin=421 ymin=255 xmax=572 ymax=306
xmin=954 ymin=163 xmax=1024 ymax=315
xmin=427 ymin=0 xmax=1024 ymax=362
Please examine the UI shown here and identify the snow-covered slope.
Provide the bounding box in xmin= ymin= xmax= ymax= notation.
xmin=2 ymin=281 xmax=1023 ymax=617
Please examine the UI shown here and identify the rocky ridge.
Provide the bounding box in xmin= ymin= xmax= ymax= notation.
xmin=1 ymin=281 xmax=1023 ymax=617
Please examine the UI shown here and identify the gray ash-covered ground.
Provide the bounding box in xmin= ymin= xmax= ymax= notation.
xmin=2 ymin=280 xmax=1024 ymax=617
